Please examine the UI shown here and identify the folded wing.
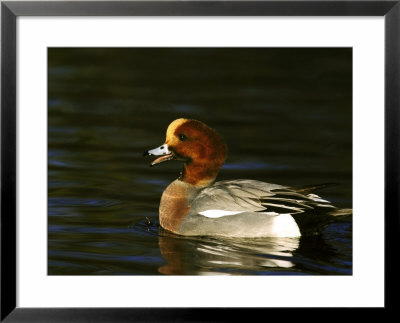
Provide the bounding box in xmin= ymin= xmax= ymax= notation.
xmin=190 ymin=179 xmax=336 ymax=216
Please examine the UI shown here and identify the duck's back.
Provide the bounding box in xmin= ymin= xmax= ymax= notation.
xmin=178 ymin=179 xmax=351 ymax=237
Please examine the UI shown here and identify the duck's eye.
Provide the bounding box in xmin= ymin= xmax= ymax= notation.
xmin=178 ymin=133 xmax=187 ymax=141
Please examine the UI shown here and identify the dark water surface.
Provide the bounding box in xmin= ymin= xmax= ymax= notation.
xmin=48 ymin=48 xmax=352 ymax=275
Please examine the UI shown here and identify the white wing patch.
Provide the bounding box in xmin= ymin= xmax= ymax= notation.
xmin=199 ymin=209 xmax=281 ymax=219
xmin=199 ymin=210 xmax=244 ymax=218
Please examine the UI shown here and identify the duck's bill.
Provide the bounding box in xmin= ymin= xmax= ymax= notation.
xmin=150 ymin=153 xmax=175 ymax=166
xmin=144 ymin=144 xmax=175 ymax=166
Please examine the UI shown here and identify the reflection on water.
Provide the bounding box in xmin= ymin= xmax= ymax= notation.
xmin=49 ymin=216 xmax=351 ymax=275
xmin=158 ymin=233 xmax=300 ymax=275
xmin=48 ymin=48 xmax=352 ymax=275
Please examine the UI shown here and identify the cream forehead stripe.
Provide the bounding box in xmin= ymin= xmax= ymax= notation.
xmin=165 ymin=118 xmax=189 ymax=141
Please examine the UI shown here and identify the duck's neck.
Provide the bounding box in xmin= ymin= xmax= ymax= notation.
xmin=179 ymin=162 xmax=220 ymax=187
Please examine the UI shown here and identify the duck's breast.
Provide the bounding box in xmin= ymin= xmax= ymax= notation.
xmin=159 ymin=179 xmax=202 ymax=234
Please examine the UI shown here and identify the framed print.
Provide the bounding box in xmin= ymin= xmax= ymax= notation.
xmin=1 ymin=0 xmax=398 ymax=321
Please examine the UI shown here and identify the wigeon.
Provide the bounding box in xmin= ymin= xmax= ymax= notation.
xmin=144 ymin=118 xmax=352 ymax=238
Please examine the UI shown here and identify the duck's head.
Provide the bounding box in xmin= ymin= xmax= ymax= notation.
xmin=144 ymin=118 xmax=227 ymax=186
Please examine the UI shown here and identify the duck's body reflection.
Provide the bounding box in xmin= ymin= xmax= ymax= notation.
xmin=158 ymin=230 xmax=302 ymax=275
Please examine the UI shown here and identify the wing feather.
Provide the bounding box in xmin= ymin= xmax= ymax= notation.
xmin=190 ymin=179 xmax=335 ymax=216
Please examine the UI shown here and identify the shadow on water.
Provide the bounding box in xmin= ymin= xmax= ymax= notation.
xmin=48 ymin=48 xmax=352 ymax=275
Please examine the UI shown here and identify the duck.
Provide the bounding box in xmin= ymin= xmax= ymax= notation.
xmin=144 ymin=118 xmax=352 ymax=238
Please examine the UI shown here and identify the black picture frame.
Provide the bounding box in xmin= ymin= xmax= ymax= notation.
xmin=1 ymin=1 xmax=398 ymax=321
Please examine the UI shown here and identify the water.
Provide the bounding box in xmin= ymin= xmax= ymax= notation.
xmin=48 ymin=48 xmax=352 ymax=275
